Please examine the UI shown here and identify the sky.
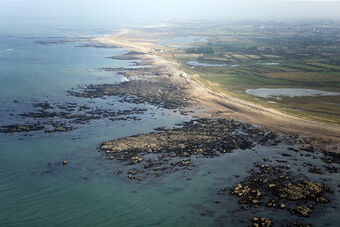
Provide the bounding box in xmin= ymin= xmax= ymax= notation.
xmin=0 ymin=1 xmax=340 ymax=28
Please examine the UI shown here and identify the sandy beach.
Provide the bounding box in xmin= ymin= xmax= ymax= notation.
xmin=94 ymin=31 xmax=340 ymax=150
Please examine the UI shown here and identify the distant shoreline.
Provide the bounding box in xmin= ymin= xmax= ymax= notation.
xmin=93 ymin=30 xmax=340 ymax=150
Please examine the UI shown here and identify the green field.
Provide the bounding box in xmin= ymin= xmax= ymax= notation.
xmin=158 ymin=21 xmax=340 ymax=124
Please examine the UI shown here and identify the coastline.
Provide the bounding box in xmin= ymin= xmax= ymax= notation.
xmin=91 ymin=32 xmax=340 ymax=226
xmin=0 ymin=28 xmax=338 ymax=227
xmin=94 ymin=33 xmax=340 ymax=149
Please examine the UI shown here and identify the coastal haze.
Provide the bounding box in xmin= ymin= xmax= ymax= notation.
xmin=1 ymin=1 xmax=340 ymax=227
xmin=1 ymin=1 xmax=340 ymax=26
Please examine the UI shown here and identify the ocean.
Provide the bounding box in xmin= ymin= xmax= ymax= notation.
xmin=0 ymin=24 xmax=339 ymax=226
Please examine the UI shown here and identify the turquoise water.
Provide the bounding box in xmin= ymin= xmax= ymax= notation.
xmin=0 ymin=34 xmax=192 ymax=226
xmin=0 ymin=32 xmax=340 ymax=226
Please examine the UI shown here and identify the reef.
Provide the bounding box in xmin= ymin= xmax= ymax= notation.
xmin=98 ymin=118 xmax=281 ymax=180
xmin=0 ymin=101 xmax=147 ymax=134
xmin=69 ymin=79 xmax=192 ymax=109
xmin=226 ymin=163 xmax=331 ymax=216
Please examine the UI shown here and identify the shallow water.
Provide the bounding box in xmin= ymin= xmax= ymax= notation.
xmin=187 ymin=61 xmax=279 ymax=68
xmin=246 ymin=88 xmax=340 ymax=99
xmin=0 ymin=34 xmax=190 ymax=226
xmin=187 ymin=61 xmax=240 ymax=67
xmin=256 ymin=62 xmax=280 ymax=66
xmin=0 ymin=32 xmax=339 ymax=227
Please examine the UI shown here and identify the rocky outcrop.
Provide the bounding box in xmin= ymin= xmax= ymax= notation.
xmin=69 ymin=79 xmax=192 ymax=109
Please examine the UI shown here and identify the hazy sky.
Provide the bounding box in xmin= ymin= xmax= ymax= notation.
xmin=1 ymin=1 xmax=340 ymax=25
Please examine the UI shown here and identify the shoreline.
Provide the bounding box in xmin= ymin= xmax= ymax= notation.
xmin=86 ymin=36 xmax=340 ymax=225
xmin=94 ymin=33 xmax=340 ymax=150
xmin=1 ymin=27 xmax=339 ymax=227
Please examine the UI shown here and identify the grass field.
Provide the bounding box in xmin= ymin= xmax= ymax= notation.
xmin=158 ymin=21 xmax=340 ymax=124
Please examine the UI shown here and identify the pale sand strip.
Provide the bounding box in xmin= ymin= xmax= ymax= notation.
xmin=93 ymin=34 xmax=340 ymax=149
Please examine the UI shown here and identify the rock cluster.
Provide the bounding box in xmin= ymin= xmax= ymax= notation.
xmin=278 ymin=180 xmax=329 ymax=201
xmin=290 ymin=205 xmax=313 ymax=217
xmin=225 ymin=163 xmax=331 ymax=220
xmin=69 ymin=79 xmax=192 ymax=109
xmin=1 ymin=101 xmax=146 ymax=134
xmin=251 ymin=217 xmax=272 ymax=227
xmin=0 ymin=124 xmax=45 ymax=133
xmin=99 ymin=118 xmax=281 ymax=180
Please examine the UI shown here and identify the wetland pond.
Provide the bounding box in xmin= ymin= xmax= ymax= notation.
xmin=245 ymin=88 xmax=340 ymax=100
xmin=187 ymin=61 xmax=240 ymax=67
xmin=187 ymin=61 xmax=280 ymax=68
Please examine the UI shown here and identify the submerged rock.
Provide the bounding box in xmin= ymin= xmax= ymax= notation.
xmin=1 ymin=100 xmax=147 ymax=134
xmin=225 ymin=163 xmax=332 ymax=220
xmin=278 ymin=180 xmax=329 ymax=201
xmin=251 ymin=217 xmax=272 ymax=227
xmin=290 ymin=205 xmax=313 ymax=217
xmin=0 ymin=124 xmax=45 ymax=133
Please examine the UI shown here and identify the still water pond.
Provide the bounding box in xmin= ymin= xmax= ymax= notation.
xmin=246 ymin=88 xmax=340 ymax=99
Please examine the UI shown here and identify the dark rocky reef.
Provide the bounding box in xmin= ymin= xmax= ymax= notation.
xmin=107 ymin=51 xmax=144 ymax=60
xmin=99 ymin=118 xmax=281 ymax=180
xmin=97 ymin=116 xmax=339 ymax=226
xmin=77 ymin=43 xmax=118 ymax=48
xmin=35 ymin=39 xmax=115 ymax=48
xmin=69 ymin=79 xmax=192 ymax=109
xmin=251 ymin=217 xmax=273 ymax=227
xmin=1 ymin=101 xmax=147 ymax=134
xmin=35 ymin=39 xmax=77 ymax=45
xmin=226 ymin=163 xmax=331 ymax=216
xmin=213 ymin=160 xmax=334 ymax=226
xmin=0 ymin=124 xmax=45 ymax=133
